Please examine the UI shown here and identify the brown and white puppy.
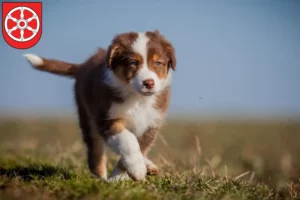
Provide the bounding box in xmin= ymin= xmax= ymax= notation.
xmin=23 ymin=30 xmax=176 ymax=181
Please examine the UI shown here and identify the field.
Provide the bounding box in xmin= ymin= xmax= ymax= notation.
xmin=0 ymin=116 xmax=300 ymax=200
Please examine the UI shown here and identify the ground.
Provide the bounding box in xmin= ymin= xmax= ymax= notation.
xmin=0 ymin=116 xmax=299 ymax=200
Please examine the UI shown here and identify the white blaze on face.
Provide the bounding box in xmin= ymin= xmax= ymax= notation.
xmin=131 ymin=32 xmax=162 ymax=94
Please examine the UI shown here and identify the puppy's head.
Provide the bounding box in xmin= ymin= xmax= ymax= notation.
xmin=106 ymin=30 xmax=176 ymax=96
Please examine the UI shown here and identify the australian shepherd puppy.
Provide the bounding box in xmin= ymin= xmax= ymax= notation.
xmin=23 ymin=30 xmax=176 ymax=181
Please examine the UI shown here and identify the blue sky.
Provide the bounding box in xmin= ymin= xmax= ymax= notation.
xmin=1 ymin=0 xmax=300 ymax=118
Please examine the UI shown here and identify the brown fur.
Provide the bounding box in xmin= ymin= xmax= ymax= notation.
xmin=25 ymin=30 xmax=176 ymax=180
xmin=32 ymin=57 xmax=78 ymax=77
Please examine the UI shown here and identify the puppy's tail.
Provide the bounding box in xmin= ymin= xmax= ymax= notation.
xmin=23 ymin=54 xmax=78 ymax=77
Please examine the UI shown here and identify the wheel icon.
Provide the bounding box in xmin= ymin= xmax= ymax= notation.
xmin=4 ymin=6 xmax=40 ymax=42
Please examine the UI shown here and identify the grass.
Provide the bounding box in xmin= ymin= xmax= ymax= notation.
xmin=0 ymin=116 xmax=300 ymax=199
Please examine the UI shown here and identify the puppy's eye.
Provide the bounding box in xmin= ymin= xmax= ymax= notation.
xmin=129 ymin=61 xmax=138 ymax=67
xmin=155 ymin=61 xmax=162 ymax=67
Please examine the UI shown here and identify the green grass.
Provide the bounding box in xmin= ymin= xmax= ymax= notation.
xmin=0 ymin=117 xmax=300 ymax=199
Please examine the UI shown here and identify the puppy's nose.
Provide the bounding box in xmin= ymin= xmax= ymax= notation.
xmin=143 ymin=79 xmax=155 ymax=89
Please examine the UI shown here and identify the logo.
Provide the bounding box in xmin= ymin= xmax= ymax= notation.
xmin=2 ymin=2 xmax=42 ymax=49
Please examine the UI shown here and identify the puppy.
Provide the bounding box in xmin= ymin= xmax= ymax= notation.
xmin=23 ymin=30 xmax=176 ymax=181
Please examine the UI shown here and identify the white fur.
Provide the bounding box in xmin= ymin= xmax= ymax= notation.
xmin=23 ymin=53 xmax=43 ymax=66
xmin=132 ymin=66 xmax=161 ymax=94
xmin=131 ymin=32 xmax=163 ymax=94
xmin=108 ymin=157 xmax=157 ymax=181
xmin=104 ymin=32 xmax=172 ymax=137
xmin=104 ymin=32 xmax=173 ymax=180
xmin=109 ymin=94 xmax=162 ymax=137
xmin=131 ymin=32 xmax=149 ymax=61
xmin=107 ymin=130 xmax=146 ymax=180
xmin=105 ymin=71 xmax=162 ymax=139
xmin=108 ymin=165 xmax=130 ymax=182
xmin=104 ymin=32 xmax=172 ymax=97
xmin=105 ymin=66 xmax=172 ymax=97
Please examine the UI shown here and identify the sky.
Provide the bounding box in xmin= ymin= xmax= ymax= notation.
xmin=0 ymin=0 xmax=300 ymax=118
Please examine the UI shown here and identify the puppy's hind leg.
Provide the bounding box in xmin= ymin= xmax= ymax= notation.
xmin=85 ymin=125 xmax=107 ymax=180
xmin=76 ymin=97 xmax=107 ymax=180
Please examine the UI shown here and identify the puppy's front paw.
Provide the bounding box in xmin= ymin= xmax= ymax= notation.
xmin=108 ymin=163 xmax=130 ymax=182
xmin=122 ymin=153 xmax=147 ymax=181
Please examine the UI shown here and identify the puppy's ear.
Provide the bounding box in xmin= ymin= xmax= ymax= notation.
xmin=152 ymin=30 xmax=176 ymax=71
xmin=153 ymin=29 xmax=161 ymax=36
xmin=165 ymin=43 xmax=176 ymax=71
xmin=106 ymin=44 xmax=121 ymax=68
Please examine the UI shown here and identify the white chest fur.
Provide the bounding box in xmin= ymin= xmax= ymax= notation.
xmin=108 ymin=94 xmax=162 ymax=137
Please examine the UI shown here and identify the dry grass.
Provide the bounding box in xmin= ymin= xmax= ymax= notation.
xmin=0 ymin=116 xmax=299 ymax=199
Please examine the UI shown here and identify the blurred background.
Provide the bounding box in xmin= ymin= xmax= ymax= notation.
xmin=0 ymin=0 xmax=300 ymax=189
xmin=1 ymin=0 xmax=300 ymax=119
